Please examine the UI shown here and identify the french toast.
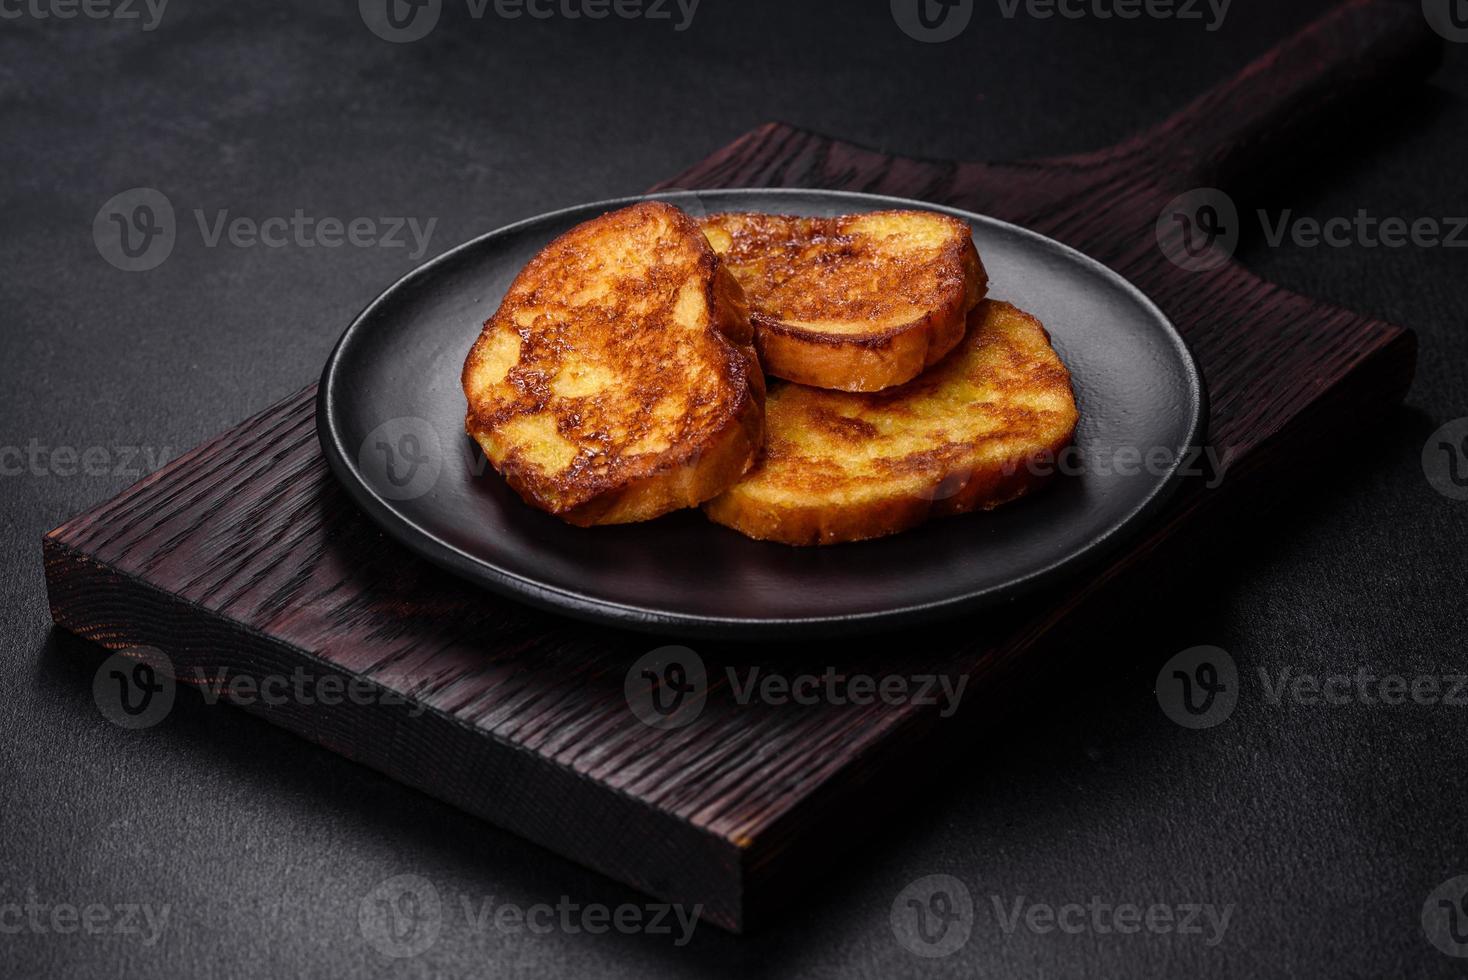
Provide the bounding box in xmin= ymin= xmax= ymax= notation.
xmin=703 ymin=301 xmax=1078 ymax=546
xmin=699 ymin=210 xmax=986 ymax=392
xmin=462 ymin=202 xmax=764 ymax=526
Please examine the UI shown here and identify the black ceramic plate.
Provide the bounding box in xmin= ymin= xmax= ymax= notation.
xmin=318 ymin=189 xmax=1205 ymax=639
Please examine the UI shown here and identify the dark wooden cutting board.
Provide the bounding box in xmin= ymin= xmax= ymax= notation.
xmin=44 ymin=0 xmax=1432 ymax=933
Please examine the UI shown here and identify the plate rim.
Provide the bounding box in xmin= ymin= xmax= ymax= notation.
xmin=317 ymin=188 xmax=1208 ymax=638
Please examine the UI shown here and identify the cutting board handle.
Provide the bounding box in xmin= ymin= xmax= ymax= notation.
xmin=1125 ymin=0 xmax=1442 ymax=189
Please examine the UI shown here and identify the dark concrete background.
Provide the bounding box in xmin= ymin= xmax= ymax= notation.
xmin=2 ymin=0 xmax=1467 ymax=976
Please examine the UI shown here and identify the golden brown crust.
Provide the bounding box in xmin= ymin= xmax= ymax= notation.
xmin=462 ymin=202 xmax=764 ymax=525
xmin=702 ymin=301 xmax=1078 ymax=545
xmin=699 ymin=210 xmax=987 ymax=392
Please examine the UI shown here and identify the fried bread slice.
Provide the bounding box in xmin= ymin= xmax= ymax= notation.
xmin=699 ymin=210 xmax=986 ymax=392
xmin=703 ymin=301 xmax=1077 ymax=545
xmin=462 ymin=202 xmax=764 ymax=526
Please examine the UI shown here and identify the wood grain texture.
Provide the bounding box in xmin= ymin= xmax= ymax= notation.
xmin=44 ymin=0 xmax=1430 ymax=933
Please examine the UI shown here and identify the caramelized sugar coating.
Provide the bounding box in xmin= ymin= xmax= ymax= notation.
xmin=463 ymin=202 xmax=764 ymax=525
xmin=704 ymin=301 xmax=1077 ymax=545
xmin=700 ymin=210 xmax=986 ymax=392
